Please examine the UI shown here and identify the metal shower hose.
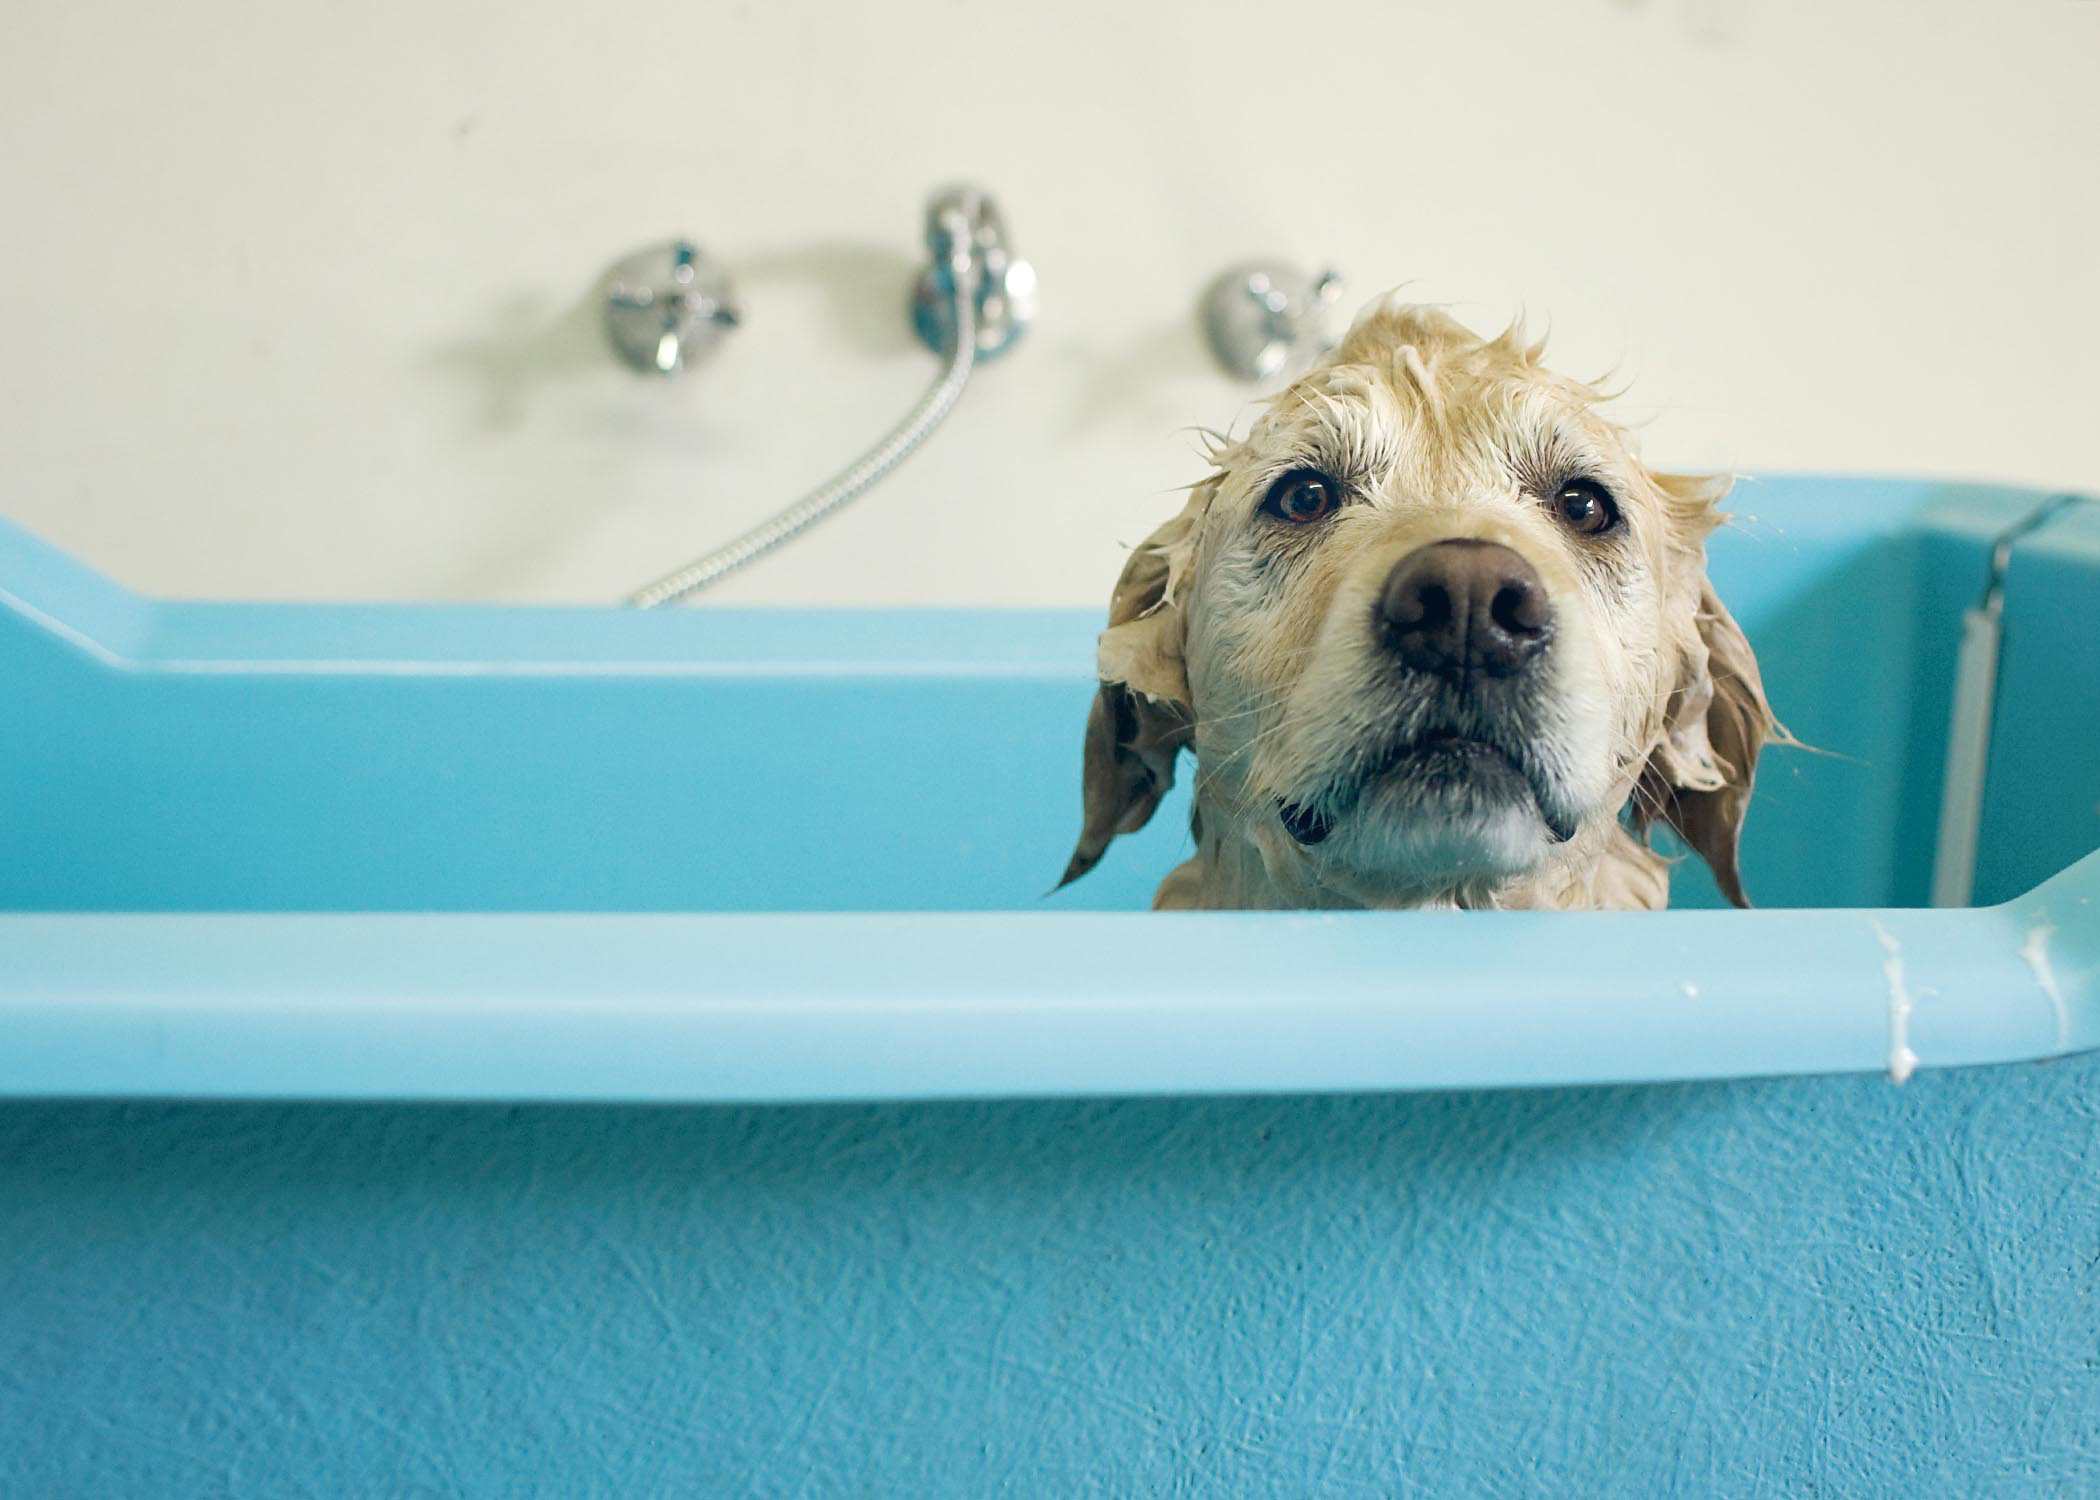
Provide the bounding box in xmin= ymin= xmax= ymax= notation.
xmin=626 ymin=248 xmax=981 ymax=609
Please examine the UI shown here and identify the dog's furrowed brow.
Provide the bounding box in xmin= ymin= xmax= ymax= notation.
xmin=1490 ymin=399 xmax=1620 ymax=498
xmin=1264 ymin=376 xmax=1408 ymax=487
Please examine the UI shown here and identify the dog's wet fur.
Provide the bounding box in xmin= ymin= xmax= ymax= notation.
xmin=1061 ymin=296 xmax=1777 ymax=911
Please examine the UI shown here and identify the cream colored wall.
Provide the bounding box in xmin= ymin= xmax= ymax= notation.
xmin=3 ymin=0 xmax=2095 ymax=604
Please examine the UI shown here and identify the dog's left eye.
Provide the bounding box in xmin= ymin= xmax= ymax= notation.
xmin=1551 ymin=479 xmax=1620 ymax=536
xmin=1261 ymin=469 xmax=1344 ymax=526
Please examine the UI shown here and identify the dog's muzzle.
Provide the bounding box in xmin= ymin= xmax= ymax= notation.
xmin=1274 ymin=539 xmax=1574 ymax=849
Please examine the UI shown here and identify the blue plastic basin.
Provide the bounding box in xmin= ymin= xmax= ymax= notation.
xmin=2 ymin=475 xmax=2095 ymax=1494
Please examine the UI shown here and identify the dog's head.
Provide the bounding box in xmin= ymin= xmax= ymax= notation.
xmin=1062 ymin=297 xmax=1776 ymax=909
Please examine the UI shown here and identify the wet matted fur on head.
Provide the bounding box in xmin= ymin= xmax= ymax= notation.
xmin=1060 ymin=294 xmax=1778 ymax=912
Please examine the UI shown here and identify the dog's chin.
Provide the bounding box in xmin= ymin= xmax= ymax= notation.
xmin=1362 ymin=781 xmax=1553 ymax=881
xmin=1315 ymin=780 xmax=1554 ymax=889
xmin=1275 ymin=736 xmax=1575 ymax=891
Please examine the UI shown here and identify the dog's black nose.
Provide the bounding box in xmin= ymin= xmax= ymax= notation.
xmin=1377 ymin=539 xmax=1551 ymax=683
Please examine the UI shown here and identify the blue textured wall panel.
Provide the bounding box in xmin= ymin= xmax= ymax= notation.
xmin=2 ymin=1063 xmax=2096 ymax=1496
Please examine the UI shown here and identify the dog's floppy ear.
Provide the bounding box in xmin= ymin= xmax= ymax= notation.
xmin=1634 ymin=573 xmax=1777 ymax=909
xmin=1057 ymin=484 xmax=1211 ymax=889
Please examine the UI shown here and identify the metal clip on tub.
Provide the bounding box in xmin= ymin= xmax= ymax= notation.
xmin=627 ymin=187 xmax=1035 ymax=608
xmin=1930 ymin=492 xmax=2090 ymax=907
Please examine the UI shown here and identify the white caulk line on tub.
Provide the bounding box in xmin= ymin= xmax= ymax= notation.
xmin=2018 ymin=919 xmax=2070 ymax=1051
xmin=1870 ymin=920 xmax=1916 ymax=1085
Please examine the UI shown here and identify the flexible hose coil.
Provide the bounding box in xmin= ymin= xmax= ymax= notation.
xmin=628 ymin=253 xmax=980 ymax=608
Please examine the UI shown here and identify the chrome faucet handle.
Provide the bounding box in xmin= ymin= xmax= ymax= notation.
xmin=602 ymin=239 xmax=741 ymax=376
xmin=1202 ymin=261 xmax=1344 ymax=382
xmin=911 ymin=184 xmax=1036 ymax=360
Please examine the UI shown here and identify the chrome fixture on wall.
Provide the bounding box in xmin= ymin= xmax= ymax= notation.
xmin=910 ymin=187 xmax=1035 ymax=361
xmin=627 ymin=186 xmax=1030 ymax=607
xmin=601 ymin=240 xmax=741 ymax=376
xmin=1201 ymin=261 xmax=1343 ymax=382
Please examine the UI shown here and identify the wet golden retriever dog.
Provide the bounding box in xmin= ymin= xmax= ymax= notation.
xmin=1061 ymin=296 xmax=1777 ymax=911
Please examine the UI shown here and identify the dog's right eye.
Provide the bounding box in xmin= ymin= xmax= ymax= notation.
xmin=1261 ymin=469 xmax=1344 ymax=526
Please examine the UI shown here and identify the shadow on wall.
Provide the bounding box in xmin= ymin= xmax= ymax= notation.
xmin=419 ymin=240 xmax=923 ymax=433
xmin=411 ymin=239 xmax=926 ymax=599
xmin=1061 ymin=315 xmax=1220 ymax=440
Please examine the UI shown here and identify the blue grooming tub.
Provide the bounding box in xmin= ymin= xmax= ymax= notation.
xmin=2 ymin=475 xmax=2096 ymax=1494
